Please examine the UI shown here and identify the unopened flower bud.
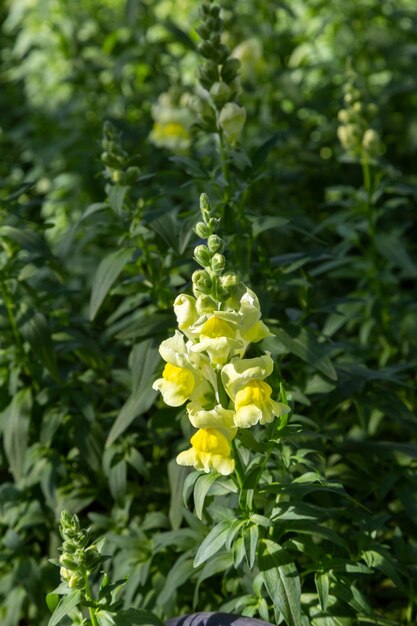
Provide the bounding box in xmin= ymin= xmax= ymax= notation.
xmin=210 ymin=82 xmax=231 ymax=107
xmin=194 ymin=221 xmax=210 ymax=238
xmin=196 ymin=295 xmax=216 ymax=314
xmin=353 ymin=102 xmax=362 ymax=114
xmin=207 ymin=234 xmax=224 ymax=253
xmin=200 ymin=193 xmax=211 ymax=220
xmin=192 ymin=270 xmax=212 ymax=295
xmin=211 ymin=253 xmax=226 ymax=275
xmin=220 ymin=272 xmax=238 ymax=288
xmin=59 ymin=555 xmax=77 ymax=570
xmin=221 ymin=58 xmax=241 ymax=84
xmin=218 ymin=102 xmax=246 ymax=145
xmin=194 ymin=245 xmax=212 ymax=267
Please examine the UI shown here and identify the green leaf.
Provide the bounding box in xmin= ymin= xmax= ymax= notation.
xmin=258 ymin=539 xmax=302 ymax=626
xmin=243 ymin=524 xmax=259 ymax=569
xmin=0 ymin=225 xmax=51 ymax=258
xmin=193 ymin=471 xmax=220 ymax=520
xmin=47 ymin=590 xmax=82 ymax=626
xmin=18 ymin=310 xmax=59 ymax=379
xmin=249 ymin=215 xmax=289 ymax=238
xmin=251 ymin=132 xmax=286 ymax=171
xmin=194 ymin=521 xmax=231 ymax=567
xmin=89 ymin=247 xmax=133 ymax=320
xmin=156 ymin=554 xmax=194 ymax=606
xmin=183 ymin=470 xmax=201 ymax=506
xmin=1 ymin=388 xmax=32 ymax=482
xmin=194 ymin=552 xmax=234 ymax=608
xmin=315 ymin=572 xmax=329 ymax=612
xmin=168 ymin=460 xmax=188 ymax=530
xmin=99 ymin=608 xmax=164 ymax=626
xmin=108 ymin=185 xmax=129 ymax=215
xmin=45 ymin=593 xmax=59 ymax=614
xmin=106 ymin=339 xmax=159 ymax=446
xmin=265 ymin=326 xmax=337 ymax=381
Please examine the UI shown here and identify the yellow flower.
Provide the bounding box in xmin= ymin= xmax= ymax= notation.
xmin=153 ymin=362 xmax=196 ymax=407
xmin=191 ymin=314 xmax=242 ymax=366
xmin=234 ymin=380 xmax=287 ymax=428
xmin=153 ymin=330 xmax=214 ymax=406
xmin=176 ymin=427 xmax=235 ymax=475
xmin=173 ymin=294 xmax=199 ymax=338
xmin=222 ymin=354 xmax=289 ymax=428
xmin=187 ymin=402 xmax=236 ymax=431
xmin=218 ymin=103 xmax=246 ymax=146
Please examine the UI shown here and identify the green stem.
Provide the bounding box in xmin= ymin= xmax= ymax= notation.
xmin=231 ymin=438 xmax=244 ymax=491
xmin=83 ymin=572 xmax=99 ymax=626
xmin=218 ymin=132 xmax=231 ymax=196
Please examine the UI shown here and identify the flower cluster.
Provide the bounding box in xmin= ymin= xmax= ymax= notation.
xmin=153 ymin=194 xmax=289 ymax=475
xmin=337 ymin=75 xmax=384 ymax=161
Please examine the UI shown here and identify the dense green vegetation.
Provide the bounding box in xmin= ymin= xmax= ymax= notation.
xmin=1 ymin=1 xmax=417 ymax=624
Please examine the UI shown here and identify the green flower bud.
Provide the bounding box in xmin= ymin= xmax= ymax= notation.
xmin=221 ymin=58 xmax=240 ymax=84
xmin=198 ymin=41 xmax=215 ymax=59
xmin=121 ymin=166 xmax=140 ymax=185
xmin=196 ymin=23 xmax=210 ymax=39
xmin=211 ymin=253 xmax=226 ymax=275
xmin=214 ymin=43 xmax=229 ymax=64
xmin=194 ymin=245 xmax=212 ymax=267
xmin=196 ymin=295 xmax=216 ymax=314
xmin=101 ymin=152 xmax=125 ymax=168
xmin=207 ymin=234 xmax=224 ymax=253
xmin=218 ymin=102 xmax=246 ymax=145
xmin=194 ymin=221 xmax=210 ymax=238
xmin=208 ymin=217 xmax=220 ymax=231
xmin=62 ymin=540 xmax=77 ymax=554
xmin=192 ymin=270 xmax=212 ymax=295
xmin=220 ymin=272 xmax=238 ymax=288
xmin=210 ymin=81 xmax=231 ymax=107
xmin=59 ymin=555 xmax=77 ymax=570
xmin=200 ymin=193 xmax=211 ymax=221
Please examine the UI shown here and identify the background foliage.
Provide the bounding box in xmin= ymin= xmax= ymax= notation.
xmin=1 ymin=0 xmax=417 ymax=624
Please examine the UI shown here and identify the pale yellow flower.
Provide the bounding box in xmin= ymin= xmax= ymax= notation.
xmin=191 ymin=314 xmax=243 ymax=366
xmin=218 ymin=102 xmax=246 ymax=146
xmin=222 ymin=354 xmax=289 ymax=428
xmin=187 ymin=402 xmax=236 ymax=431
xmin=153 ymin=362 xmax=196 ymax=407
xmin=176 ymin=427 xmax=235 ymax=475
xmin=153 ymin=330 xmax=214 ymax=406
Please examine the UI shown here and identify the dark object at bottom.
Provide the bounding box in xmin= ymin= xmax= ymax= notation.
xmin=167 ymin=612 xmax=274 ymax=626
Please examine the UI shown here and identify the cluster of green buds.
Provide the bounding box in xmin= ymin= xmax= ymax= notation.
xmin=337 ymin=78 xmax=384 ymax=161
xmin=194 ymin=0 xmax=246 ymax=145
xmin=153 ymin=194 xmax=289 ymax=476
xmin=58 ymin=510 xmax=99 ymax=590
xmin=101 ymin=121 xmax=140 ymax=185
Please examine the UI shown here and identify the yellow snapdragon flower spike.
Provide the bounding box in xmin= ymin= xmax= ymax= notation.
xmin=176 ymin=427 xmax=235 ymax=475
